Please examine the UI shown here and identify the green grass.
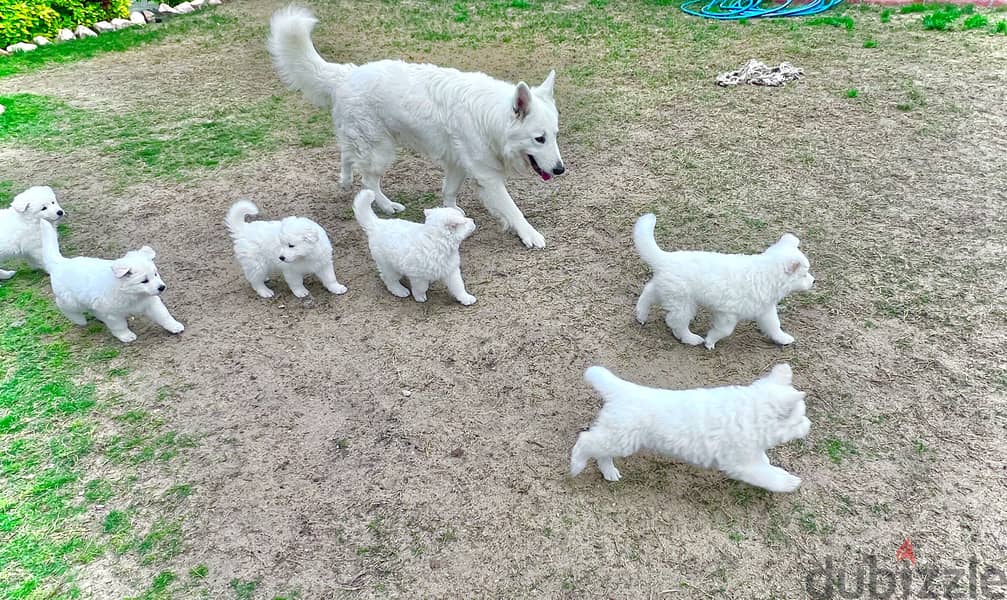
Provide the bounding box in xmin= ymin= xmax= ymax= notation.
xmin=846 ymin=88 xmax=858 ymax=98
xmin=997 ymin=19 xmax=1007 ymax=33
xmin=822 ymin=438 xmax=858 ymax=464
xmin=880 ymin=8 xmax=893 ymax=22
xmin=804 ymin=15 xmax=855 ymax=30
xmin=0 ymin=12 xmax=237 ymax=79
xmin=189 ymin=564 xmax=209 ymax=579
xmin=230 ymin=578 xmax=261 ymax=600
xmin=863 ymin=38 xmax=877 ymax=47
xmin=962 ymin=13 xmax=988 ymax=29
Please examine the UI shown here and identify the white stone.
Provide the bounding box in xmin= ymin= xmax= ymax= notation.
xmin=142 ymin=10 xmax=157 ymax=21
xmin=75 ymin=25 xmax=98 ymax=38
xmin=32 ymin=36 xmax=50 ymax=46
xmin=130 ymin=12 xmax=146 ymax=25
xmin=57 ymin=28 xmax=76 ymax=41
xmin=6 ymin=42 xmax=38 ymax=53
xmin=0 ymin=105 xmax=5 ymax=115
xmin=93 ymin=21 xmax=115 ymax=33
xmin=208 ymin=0 xmax=222 ymax=4
xmin=0 ymin=49 xmax=8 ymax=57
xmin=190 ymin=0 xmax=205 ymax=7
xmin=110 ymin=18 xmax=133 ymax=29
xmin=174 ymin=2 xmax=195 ymax=13
xmin=158 ymin=3 xmax=179 ymax=13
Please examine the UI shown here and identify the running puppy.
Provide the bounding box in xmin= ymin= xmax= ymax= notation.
xmin=634 ymin=213 xmax=814 ymax=349
xmin=225 ymin=200 xmax=347 ymax=299
xmin=0 ymin=186 xmax=66 ymax=281
xmin=39 ymin=220 xmax=183 ymax=343
xmin=571 ymin=364 xmax=811 ymax=493
xmin=268 ymin=5 xmax=565 ymax=249
xmin=353 ymin=190 xmax=476 ymax=305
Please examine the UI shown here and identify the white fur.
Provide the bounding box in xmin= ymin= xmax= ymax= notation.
xmin=267 ymin=5 xmax=565 ymax=249
xmin=0 ymin=186 xmax=66 ymax=281
xmin=571 ymin=364 xmax=811 ymax=493
xmin=634 ymin=213 xmax=815 ymax=349
xmin=38 ymin=220 xmax=184 ymax=343
xmin=225 ymin=200 xmax=347 ymax=299
xmin=353 ymin=190 xmax=476 ymax=305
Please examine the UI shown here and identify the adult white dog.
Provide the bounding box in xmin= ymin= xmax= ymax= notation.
xmin=354 ymin=190 xmax=476 ymax=305
xmin=0 ymin=186 xmax=66 ymax=281
xmin=634 ymin=213 xmax=815 ymax=349
xmin=571 ymin=364 xmax=811 ymax=493
xmin=267 ymin=5 xmax=565 ymax=249
xmin=225 ymin=200 xmax=347 ymax=299
xmin=39 ymin=220 xmax=184 ymax=343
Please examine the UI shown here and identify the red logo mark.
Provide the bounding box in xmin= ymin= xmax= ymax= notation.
xmin=896 ymin=538 xmax=917 ymax=565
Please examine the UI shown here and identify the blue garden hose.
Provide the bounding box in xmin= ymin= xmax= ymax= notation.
xmin=681 ymin=0 xmax=843 ymax=19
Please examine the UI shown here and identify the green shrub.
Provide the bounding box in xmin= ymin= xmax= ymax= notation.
xmin=0 ymin=0 xmax=130 ymax=47
xmin=962 ymin=13 xmax=988 ymax=29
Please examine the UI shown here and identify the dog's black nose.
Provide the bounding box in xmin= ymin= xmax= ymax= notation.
xmin=57 ymin=210 xmax=64 ymax=216
xmin=157 ymin=284 xmax=166 ymax=292
xmin=279 ymin=256 xmax=286 ymax=262
xmin=552 ymin=164 xmax=565 ymax=176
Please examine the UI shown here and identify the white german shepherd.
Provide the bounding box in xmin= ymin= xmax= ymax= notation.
xmin=267 ymin=5 xmax=565 ymax=248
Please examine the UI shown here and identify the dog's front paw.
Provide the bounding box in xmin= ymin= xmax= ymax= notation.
xmin=327 ymin=283 xmax=348 ymax=295
xmin=772 ymin=332 xmax=795 ymax=346
xmin=0 ymin=269 xmax=15 ymax=280
xmin=776 ymin=474 xmax=802 ymax=493
xmin=292 ymin=288 xmax=310 ymax=299
xmin=413 ymin=293 xmax=427 ymax=303
xmin=457 ymin=294 xmax=476 ymax=306
xmin=255 ymin=287 xmax=275 ymax=299
xmin=387 ymin=285 xmax=410 ymax=298
xmin=680 ymin=333 xmax=705 ymax=346
xmin=116 ymin=331 xmax=137 ymax=344
xmin=165 ymin=321 xmax=184 ymax=334
xmin=601 ymin=467 xmax=622 ymax=482
xmin=518 ymin=228 xmax=546 ymax=249
xmin=704 ymin=340 xmax=717 ymax=350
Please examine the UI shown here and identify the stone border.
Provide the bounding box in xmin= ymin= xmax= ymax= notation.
xmin=0 ymin=0 xmax=226 ymax=56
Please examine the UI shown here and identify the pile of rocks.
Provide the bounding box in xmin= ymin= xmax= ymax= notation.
xmin=1 ymin=0 xmax=226 ymax=56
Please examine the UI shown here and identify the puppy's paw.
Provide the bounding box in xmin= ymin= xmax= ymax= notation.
xmin=386 ymin=285 xmax=410 ymax=298
xmin=772 ymin=332 xmax=795 ymax=346
xmin=413 ymin=293 xmax=427 ymax=303
xmin=255 ymin=287 xmax=275 ymax=299
xmin=775 ymin=474 xmax=802 ymax=493
xmin=116 ymin=331 xmax=137 ymax=344
xmin=0 ymin=269 xmax=15 ymax=280
xmin=378 ymin=201 xmax=406 ymax=214
xmin=327 ymin=284 xmax=348 ymax=295
xmin=602 ymin=467 xmax=622 ymax=482
xmin=682 ymin=333 xmax=705 ymax=346
xmin=518 ymin=228 xmax=546 ymax=249
xmin=292 ymin=288 xmax=310 ymax=299
xmin=165 ymin=321 xmax=184 ymax=334
xmin=457 ymin=294 xmax=476 ymax=306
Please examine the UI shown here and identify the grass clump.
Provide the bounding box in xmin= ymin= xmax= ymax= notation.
xmin=863 ymin=38 xmax=877 ymax=47
xmin=962 ymin=13 xmax=988 ymax=28
xmin=846 ymin=88 xmax=859 ymax=98
xmin=997 ymin=19 xmax=1007 ymax=33
xmin=805 ymin=15 xmax=855 ymax=29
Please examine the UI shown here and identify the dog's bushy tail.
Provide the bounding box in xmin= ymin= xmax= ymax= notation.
xmin=584 ymin=366 xmax=627 ymax=403
xmin=267 ymin=5 xmax=351 ymax=109
xmin=352 ymin=190 xmax=378 ymax=232
xmin=225 ymin=200 xmax=258 ymax=237
xmin=633 ymin=213 xmax=665 ymax=268
xmin=38 ymin=219 xmax=64 ymax=273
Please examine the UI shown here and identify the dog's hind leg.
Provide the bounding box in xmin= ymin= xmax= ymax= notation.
xmin=441 ymin=165 xmax=466 ymax=211
xmin=242 ymin=265 xmax=274 ymax=298
xmin=144 ymin=298 xmax=184 ymax=334
xmin=339 ymin=151 xmax=354 ymax=191
xmin=664 ymin=303 xmax=704 ymax=346
xmin=376 ymin=263 xmax=410 ymax=298
xmin=361 ymin=172 xmax=405 ymax=214
xmin=0 ymin=269 xmax=15 ymax=280
xmin=408 ymin=277 xmax=429 ymax=302
xmin=477 ymin=179 xmax=544 ymax=249
xmin=756 ymin=306 xmax=795 ymax=346
xmin=98 ymin=314 xmax=136 ymax=344
xmin=635 ymin=280 xmax=656 ymax=324
xmin=703 ymin=312 xmax=739 ymax=350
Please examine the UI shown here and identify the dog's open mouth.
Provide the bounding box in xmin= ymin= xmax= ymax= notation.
xmin=528 ymin=155 xmax=551 ymax=182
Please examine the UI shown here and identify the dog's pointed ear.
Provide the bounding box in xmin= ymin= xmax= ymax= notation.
xmin=302 ymin=228 xmax=318 ymax=243
xmin=513 ymin=82 xmax=533 ymax=119
xmin=11 ymin=191 xmax=30 ymax=213
xmin=769 ymin=363 xmax=793 ymax=384
xmin=138 ymin=246 xmax=156 ymax=260
xmin=537 ymin=70 xmax=556 ymax=100
xmin=111 ymin=262 xmax=132 ymax=279
xmin=771 ymin=233 xmax=800 ymax=251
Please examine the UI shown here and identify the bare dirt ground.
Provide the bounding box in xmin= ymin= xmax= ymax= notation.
xmin=2 ymin=0 xmax=1006 ymax=598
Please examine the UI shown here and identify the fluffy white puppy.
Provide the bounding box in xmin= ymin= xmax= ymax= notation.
xmin=353 ymin=190 xmax=476 ymax=305
xmin=571 ymin=364 xmax=811 ymax=493
xmin=225 ymin=200 xmax=347 ymax=299
xmin=634 ymin=213 xmax=815 ymax=349
xmin=0 ymin=186 xmax=66 ymax=281
xmin=268 ymin=5 xmax=565 ymax=249
xmin=39 ymin=220 xmax=184 ymax=343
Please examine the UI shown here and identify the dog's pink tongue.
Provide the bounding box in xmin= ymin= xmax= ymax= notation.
xmin=540 ymin=172 xmax=551 ymax=182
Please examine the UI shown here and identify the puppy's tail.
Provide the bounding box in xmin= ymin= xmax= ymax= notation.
xmin=584 ymin=366 xmax=627 ymax=403
xmin=633 ymin=213 xmax=665 ymax=269
xmin=267 ymin=5 xmax=352 ymax=109
xmin=38 ymin=219 xmax=65 ymax=272
xmin=225 ymin=200 xmax=258 ymax=237
xmin=352 ymin=190 xmax=378 ymax=232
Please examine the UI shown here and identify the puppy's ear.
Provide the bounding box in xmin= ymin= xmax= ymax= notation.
xmin=11 ymin=192 xmax=30 ymax=213
xmin=111 ymin=262 xmax=132 ymax=278
xmin=513 ymin=82 xmax=533 ymax=119
xmin=769 ymin=363 xmax=793 ymax=384
xmin=785 ymin=260 xmax=802 ymax=275
xmin=775 ymin=233 xmax=801 ymax=249
xmin=536 ymin=70 xmax=556 ymax=100
xmin=301 ymin=228 xmax=318 ymax=244
xmin=138 ymin=246 xmax=156 ymax=260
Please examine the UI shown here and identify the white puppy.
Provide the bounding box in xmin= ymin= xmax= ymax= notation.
xmin=225 ymin=200 xmax=347 ymax=299
xmin=353 ymin=190 xmax=476 ymax=305
xmin=0 ymin=186 xmax=66 ymax=281
xmin=634 ymin=213 xmax=815 ymax=349
xmin=571 ymin=364 xmax=811 ymax=493
xmin=268 ymin=5 xmax=565 ymax=249
xmin=39 ymin=220 xmax=184 ymax=343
